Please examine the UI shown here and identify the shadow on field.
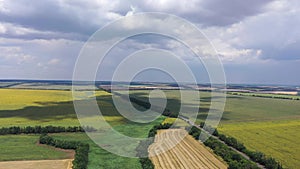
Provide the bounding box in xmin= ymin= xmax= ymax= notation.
xmin=0 ymin=92 xmax=231 ymax=124
xmin=0 ymin=94 xmax=129 ymax=122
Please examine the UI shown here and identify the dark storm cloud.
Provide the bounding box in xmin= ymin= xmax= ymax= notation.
xmin=0 ymin=0 xmax=274 ymax=41
xmin=0 ymin=0 xmax=98 ymax=35
xmin=260 ymin=41 xmax=300 ymax=60
xmin=133 ymin=0 xmax=274 ymax=27
xmin=195 ymin=0 xmax=274 ymax=26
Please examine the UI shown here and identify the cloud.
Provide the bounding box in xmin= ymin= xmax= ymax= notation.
xmin=0 ymin=0 xmax=299 ymax=84
xmin=0 ymin=0 xmax=125 ymax=40
xmin=132 ymin=0 xmax=273 ymax=26
xmin=0 ymin=46 xmax=35 ymax=64
xmin=0 ymin=0 xmax=274 ymax=41
xmin=202 ymin=0 xmax=300 ymax=62
xmin=48 ymin=58 xmax=60 ymax=65
xmin=0 ymin=22 xmax=86 ymax=40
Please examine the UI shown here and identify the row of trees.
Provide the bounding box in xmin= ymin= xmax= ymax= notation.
xmin=230 ymin=92 xmax=300 ymax=100
xmin=39 ymin=134 xmax=89 ymax=169
xmin=148 ymin=123 xmax=173 ymax=137
xmin=195 ymin=125 xmax=283 ymax=169
xmin=189 ymin=126 xmax=259 ymax=169
xmin=214 ymin=130 xmax=283 ymax=169
xmin=0 ymin=125 xmax=96 ymax=135
xmin=137 ymin=123 xmax=173 ymax=169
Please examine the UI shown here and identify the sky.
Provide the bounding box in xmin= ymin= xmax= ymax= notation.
xmin=0 ymin=0 xmax=300 ymax=85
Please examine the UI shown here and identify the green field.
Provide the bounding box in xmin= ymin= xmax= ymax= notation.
xmin=0 ymin=135 xmax=70 ymax=161
xmin=51 ymin=133 xmax=141 ymax=169
xmin=0 ymin=88 xmax=165 ymax=169
xmin=128 ymin=90 xmax=300 ymax=168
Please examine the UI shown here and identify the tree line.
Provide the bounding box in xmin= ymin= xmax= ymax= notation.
xmin=137 ymin=123 xmax=173 ymax=169
xmin=217 ymin=133 xmax=283 ymax=169
xmin=230 ymin=92 xmax=300 ymax=100
xmin=189 ymin=126 xmax=259 ymax=169
xmin=191 ymin=125 xmax=283 ymax=169
xmin=0 ymin=125 xmax=96 ymax=135
xmin=39 ymin=134 xmax=89 ymax=169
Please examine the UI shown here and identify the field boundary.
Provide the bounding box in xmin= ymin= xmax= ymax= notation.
xmin=182 ymin=116 xmax=283 ymax=169
xmin=0 ymin=126 xmax=92 ymax=169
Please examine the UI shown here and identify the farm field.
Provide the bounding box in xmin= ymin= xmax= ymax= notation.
xmin=0 ymin=88 xmax=166 ymax=169
xmin=0 ymin=159 xmax=73 ymax=169
xmin=2 ymin=87 xmax=300 ymax=168
xmin=127 ymin=90 xmax=300 ymax=123
xmin=0 ymin=88 xmax=134 ymax=127
xmin=149 ymin=129 xmax=227 ymax=169
xmin=0 ymin=135 xmax=72 ymax=161
xmin=51 ymin=133 xmax=142 ymax=169
xmin=128 ymin=89 xmax=300 ymax=168
xmin=218 ymin=120 xmax=300 ymax=169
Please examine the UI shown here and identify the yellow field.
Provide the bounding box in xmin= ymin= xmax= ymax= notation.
xmin=162 ymin=118 xmax=177 ymax=124
xmin=149 ymin=129 xmax=227 ymax=169
xmin=0 ymin=89 xmax=114 ymax=127
xmin=218 ymin=120 xmax=300 ymax=169
xmin=0 ymin=88 xmax=109 ymax=110
xmin=0 ymin=159 xmax=73 ymax=169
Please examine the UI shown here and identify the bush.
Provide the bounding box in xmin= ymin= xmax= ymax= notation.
xmin=138 ymin=123 xmax=172 ymax=169
xmin=139 ymin=158 xmax=154 ymax=169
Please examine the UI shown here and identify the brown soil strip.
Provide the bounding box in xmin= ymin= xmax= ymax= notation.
xmin=0 ymin=159 xmax=73 ymax=169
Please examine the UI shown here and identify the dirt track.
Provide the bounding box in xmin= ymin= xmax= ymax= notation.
xmin=0 ymin=159 xmax=73 ymax=169
xmin=149 ymin=129 xmax=227 ymax=169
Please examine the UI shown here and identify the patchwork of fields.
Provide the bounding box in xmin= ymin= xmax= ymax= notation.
xmin=128 ymin=89 xmax=300 ymax=168
xmin=1 ymin=87 xmax=300 ymax=168
xmin=0 ymin=88 xmax=165 ymax=169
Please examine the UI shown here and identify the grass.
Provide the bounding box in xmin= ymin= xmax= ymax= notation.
xmin=0 ymin=135 xmax=70 ymax=161
xmin=218 ymin=120 xmax=300 ymax=169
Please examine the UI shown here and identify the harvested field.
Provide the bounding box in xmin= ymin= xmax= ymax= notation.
xmin=149 ymin=129 xmax=227 ymax=169
xmin=0 ymin=159 xmax=73 ymax=169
